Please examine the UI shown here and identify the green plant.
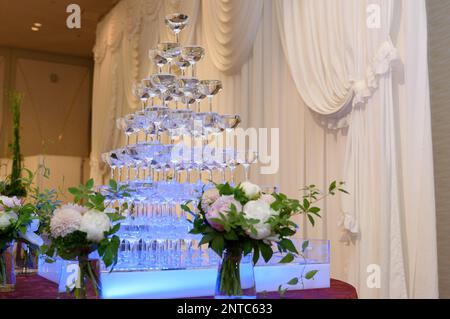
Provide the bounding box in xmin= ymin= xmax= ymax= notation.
xmin=1 ymin=91 xmax=26 ymax=197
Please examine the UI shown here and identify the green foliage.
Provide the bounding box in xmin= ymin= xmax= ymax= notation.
xmin=1 ymin=91 xmax=26 ymax=197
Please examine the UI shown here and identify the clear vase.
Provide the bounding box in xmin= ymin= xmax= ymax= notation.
xmin=57 ymin=257 xmax=102 ymax=299
xmin=0 ymin=241 xmax=16 ymax=292
xmin=215 ymin=247 xmax=256 ymax=299
xmin=14 ymin=242 xmax=39 ymax=275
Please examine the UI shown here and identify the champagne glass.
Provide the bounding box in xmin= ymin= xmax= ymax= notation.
xmin=165 ymin=13 xmax=189 ymax=43
xmin=149 ymin=49 xmax=168 ymax=73
xmin=178 ymin=77 xmax=199 ymax=109
xmin=157 ymin=43 xmax=181 ymax=73
xmin=217 ymin=114 xmax=241 ymax=132
xmin=132 ymin=82 xmax=149 ymax=111
xmin=199 ymin=80 xmax=223 ymax=113
xmin=175 ymin=57 xmax=190 ymax=76
xmin=193 ymin=89 xmax=206 ymax=113
xmin=236 ymin=150 xmax=258 ymax=181
xmin=181 ymin=46 xmax=205 ymax=77
xmin=150 ymin=74 xmax=177 ymax=106
xmin=142 ymin=78 xmax=160 ymax=107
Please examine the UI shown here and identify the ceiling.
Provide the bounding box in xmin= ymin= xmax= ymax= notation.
xmin=0 ymin=0 xmax=119 ymax=57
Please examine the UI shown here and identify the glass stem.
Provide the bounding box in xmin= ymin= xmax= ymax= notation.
xmin=209 ymin=97 xmax=213 ymax=113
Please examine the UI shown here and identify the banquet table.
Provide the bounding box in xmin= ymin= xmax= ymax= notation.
xmin=0 ymin=276 xmax=357 ymax=299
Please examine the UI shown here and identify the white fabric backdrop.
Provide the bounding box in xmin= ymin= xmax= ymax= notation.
xmin=90 ymin=0 xmax=438 ymax=298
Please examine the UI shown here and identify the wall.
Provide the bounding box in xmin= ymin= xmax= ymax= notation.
xmin=427 ymin=0 xmax=450 ymax=298
xmin=0 ymin=47 xmax=93 ymax=189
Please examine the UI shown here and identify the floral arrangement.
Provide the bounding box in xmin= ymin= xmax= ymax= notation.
xmin=183 ymin=181 xmax=346 ymax=297
xmin=0 ymin=195 xmax=42 ymax=289
xmin=42 ymin=179 xmax=128 ymax=298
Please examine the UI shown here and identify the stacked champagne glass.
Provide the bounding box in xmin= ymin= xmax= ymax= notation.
xmin=100 ymin=13 xmax=257 ymax=270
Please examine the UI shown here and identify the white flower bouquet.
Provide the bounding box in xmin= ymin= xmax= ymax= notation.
xmin=0 ymin=195 xmax=42 ymax=290
xmin=183 ymin=181 xmax=346 ymax=298
xmin=43 ymin=180 xmax=128 ymax=299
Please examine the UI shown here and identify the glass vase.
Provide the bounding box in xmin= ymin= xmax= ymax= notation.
xmin=215 ymin=247 xmax=256 ymax=299
xmin=0 ymin=241 xmax=16 ymax=292
xmin=57 ymin=257 xmax=102 ymax=299
xmin=14 ymin=242 xmax=39 ymax=275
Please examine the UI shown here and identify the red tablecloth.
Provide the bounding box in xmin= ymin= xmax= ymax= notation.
xmin=0 ymin=275 xmax=357 ymax=299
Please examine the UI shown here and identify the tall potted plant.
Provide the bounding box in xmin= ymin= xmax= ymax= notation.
xmin=1 ymin=91 xmax=27 ymax=198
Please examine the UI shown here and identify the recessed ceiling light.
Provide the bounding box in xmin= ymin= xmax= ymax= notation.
xmin=31 ymin=27 xmax=39 ymax=31
xmin=34 ymin=22 xmax=42 ymax=27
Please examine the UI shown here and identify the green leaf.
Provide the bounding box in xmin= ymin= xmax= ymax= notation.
xmin=302 ymin=240 xmax=309 ymax=253
xmin=243 ymin=240 xmax=253 ymax=255
xmin=287 ymin=277 xmax=299 ymax=285
xmin=181 ymin=204 xmax=191 ymax=212
xmin=280 ymin=239 xmax=298 ymax=254
xmin=86 ymin=179 xmax=94 ymax=189
xmin=210 ymin=235 xmax=225 ymax=256
xmin=328 ymin=181 xmax=337 ymax=193
xmin=279 ymin=253 xmax=295 ymax=264
xmin=224 ymin=230 xmax=239 ymax=241
xmin=303 ymin=198 xmax=310 ymax=209
xmin=109 ymin=179 xmax=117 ymax=190
xmin=305 ymin=270 xmax=319 ymax=280
xmin=198 ymin=232 xmax=217 ymax=245
xmin=252 ymin=242 xmax=260 ymax=265
xmin=68 ymin=187 xmax=80 ymax=195
xmin=307 ymin=214 xmax=315 ymax=226
xmin=259 ymin=242 xmax=273 ymax=263
xmin=309 ymin=206 xmax=321 ymax=214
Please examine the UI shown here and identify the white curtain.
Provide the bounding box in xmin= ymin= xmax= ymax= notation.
xmin=91 ymin=0 xmax=438 ymax=298
xmin=202 ymin=0 xmax=264 ymax=74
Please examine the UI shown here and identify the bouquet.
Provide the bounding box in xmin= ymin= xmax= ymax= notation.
xmin=183 ymin=181 xmax=346 ymax=298
xmin=0 ymin=195 xmax=42 ymax=291
xmin=43 ymin=179 xmax=127 ymax=299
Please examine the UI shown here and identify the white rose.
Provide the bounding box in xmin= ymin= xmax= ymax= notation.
xmin=0 ymin=211 xmax=18 ymax=230
xmin=0 ymin=196 xmax=22 ymax=209
xmin=79 ymin=210 xmax=112 ymax=243
xmin=50 ymin=208 xmax=83 ymax=238
xmin=240 ymin=181 xmax=261 ymax=200
xmin=242 ymin=200 xmax=278 ymax=240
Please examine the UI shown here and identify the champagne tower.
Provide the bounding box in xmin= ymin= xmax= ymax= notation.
xmin=101 ymin=13 xmax=246 ymax=271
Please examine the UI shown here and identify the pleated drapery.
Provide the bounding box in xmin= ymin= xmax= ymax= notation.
xmin=90 ymin=0 xmax=438 ymax=299
xmin=202 ymin=0 xmax=264 ymax=75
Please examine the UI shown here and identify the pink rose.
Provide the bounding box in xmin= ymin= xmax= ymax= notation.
xmin=201 ymin=188 xmax=220 ymax=212
xmin=206 ymin=195 xmax=242 ymax=232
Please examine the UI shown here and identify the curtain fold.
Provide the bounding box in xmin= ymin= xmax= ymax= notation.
xmin=202 ymin=0 xmax=264 ymax=75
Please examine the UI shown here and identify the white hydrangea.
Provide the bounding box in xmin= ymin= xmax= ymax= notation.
xmin=50 ymin=208 xmax=83 ymax=238
xmin=242 ymin=199 xmax=278 ymax=240
xmin=0 ymin=195 xmax=22 ymax=209
xmin=240 ymin=181 xmax=261 ymax=200
xmin=0 ymin=211 xmax=18 ymax=230
xmin=79 ymin=210 xmax=111 ymax=243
